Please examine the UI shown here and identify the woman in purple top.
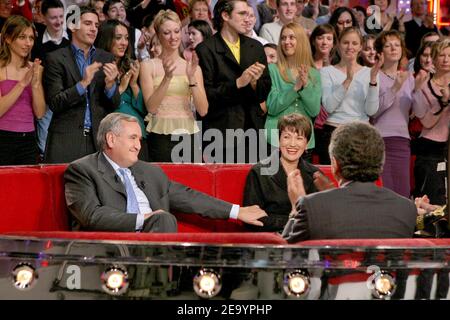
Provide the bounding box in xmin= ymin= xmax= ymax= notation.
xmin=0 ymin=15 xmax=45 ymax=165
xmin=370 ymin=30 xmax=419 ymax=198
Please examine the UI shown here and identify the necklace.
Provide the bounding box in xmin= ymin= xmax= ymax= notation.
xmin=382 ymin=70 xmax=396 ymax=81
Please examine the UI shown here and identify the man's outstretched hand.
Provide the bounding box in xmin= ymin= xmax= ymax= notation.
xmin=237 ymin=205 xmax=267 ymax=227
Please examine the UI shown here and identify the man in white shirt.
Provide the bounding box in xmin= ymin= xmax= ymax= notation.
xmin=404 ymin=0 xmax=438 ymax=58
xmin=33 ymin=0 xmax=71 ymax=158
xmin=259 ymin=0 xmax=297 ymax=44
xmin=244 ymin=3 xmax=268 ymax=45
xmin=64 ymin=113 xmax=268 ymax=232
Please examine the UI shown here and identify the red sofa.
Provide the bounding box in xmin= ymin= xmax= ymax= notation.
xmin=0 ymin=162 xmax=430 ymax=248
xmin=0 ymin=163 xmax=349 ymax=236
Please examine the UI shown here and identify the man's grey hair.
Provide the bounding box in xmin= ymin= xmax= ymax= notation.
xmin=328 ymin=121 xmax=385 ymax=182
xmin=97 ymin=113 xmax=139 ymax=151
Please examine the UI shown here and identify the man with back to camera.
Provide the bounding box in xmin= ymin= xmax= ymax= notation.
xmin=64 ymin=113 xmax=268 ymax=232
xmin=282 ymin=121 xmax=417 ymax=242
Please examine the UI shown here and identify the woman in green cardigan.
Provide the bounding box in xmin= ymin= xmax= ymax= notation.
xmin=266 ymin=22 xmax=321 ymax=162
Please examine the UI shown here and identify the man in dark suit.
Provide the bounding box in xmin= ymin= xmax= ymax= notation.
xmin=195 ymin=0 xmax=271 ymax=163
xmin=404 ymin=0 xmax=438 ymax=58
xmin=64 ymin=112 xmax=267 ymax=232
xmin=282 ymin=121 xmax=417 ymax=242
xmin=43 ymin=6 xmax=120 ymax=163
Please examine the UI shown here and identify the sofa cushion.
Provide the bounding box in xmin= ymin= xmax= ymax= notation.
xmin=40 ymin=165 xmax=70 ymax=231
xmin=0 ymin=168 xmax=52 ymax=232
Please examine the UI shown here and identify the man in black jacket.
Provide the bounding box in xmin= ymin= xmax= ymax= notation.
xmin=196 ymin=0 xmax=271 ymax=163
xmin=404 ymin=0 xmax=438 ymax=58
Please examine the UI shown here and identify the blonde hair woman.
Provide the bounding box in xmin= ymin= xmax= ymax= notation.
xmin=140 ymin=10 xmax=208 ymax=162
xmin=412 ymin=39 xmax=450 ymax=205
xmin=265 ymin=23 xmax=321 ymax=162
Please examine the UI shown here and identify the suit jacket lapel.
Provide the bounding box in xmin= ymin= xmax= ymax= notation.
xmin=129 ymin=164 xmax=161 ymax=210
xmin=63 ymin=47 xmax=83 ymax=83
xmin=239 ymin=35 xmax=256 ymax=69
xmin=215 ymin=34 xmax=242 ymax=70
xmin=97 ymin=152 xmax=126 ymax=197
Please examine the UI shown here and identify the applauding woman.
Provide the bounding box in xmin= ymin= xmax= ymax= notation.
xmin=318 ymin=27 xmax=381 ymax=164
xmin=244 ymin=114 xmax=333 ymax=232
xmin=96 ymin=19 xmax=149 ymax=160
xmin=0 ymin=15 xmax=45 ymax=165
xmin=265 ymin=23 xmax=321 ymax=161
xmin=370 ymin=30 xmax=420 ymax=198
xmin=140 ymin=10 xmax=208 ymax=163
xmin=412 ymin=39 xmax=450 ymax=205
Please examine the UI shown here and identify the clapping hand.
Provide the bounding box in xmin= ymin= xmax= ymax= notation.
xmin=287 ymin=169 xmax=306 ymax=210
xmin=129 ymin=60 xmax=140 ymax=86
xmin=80 ymin=61 xmax=102 ymax=88
xmin=294 ymin=64 xmax=309 ymax=91
xmin=237 ymin=62 xmax=266 ymax=89
xmin=186 ymin=51 xmax=199 ymax=81
xmin=414 ymin=69 xmax=430 ymax=91
xmin=424 ymin=12 xmax=435 ymax=29
xmin=393 ymin=70 xmax=409 ymax=91
xmin=370 ymin=53 xmax=384 ymax=83
xmin=19 ymin=62 xmax=33 ymax=88
xmin=415 ymin=195 xmax=440 ymax=216
xmin=103 ymin=62 xmax=119 ymax=89
xmin=31 ymin=58 xmax=43 ymax=87
xmin=162 ymin=55 xmax=176 ymax=79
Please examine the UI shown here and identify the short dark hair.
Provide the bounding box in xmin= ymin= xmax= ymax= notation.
xmin=141 ymin=14 xmax=154 ymax=28
xmin=309 ymin=23 xmax=336 ymax=56
xmin=420 ymin=31 xmax=440 ymax=46
xmin=329 ymin=121 xmax=385 ymax=182
xmin=277 ymin=113 xmax=312 ymax=142
xmin=369 ymin=0 xmax=391 ymax=6
xmin=263 ymin=43 xmax=277 ymax=50
xmin=352 ymin=5 xmax=366 ymax=17
xmin=103 ymin=0 xmax=122 ymax=15
xmin=188 ymin=19 xmax=213 ymax=39
xmin=41 ymin=0 xmax=64 ymax=16
xmin=213 ymin=0 xmax=246 ymax=31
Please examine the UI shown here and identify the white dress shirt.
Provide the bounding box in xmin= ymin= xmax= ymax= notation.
xmin=103 ymin=153 xmax=240 ymax=227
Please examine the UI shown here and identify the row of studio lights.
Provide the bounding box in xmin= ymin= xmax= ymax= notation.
xmin=12 ymin=264 xmax=396 ymax=299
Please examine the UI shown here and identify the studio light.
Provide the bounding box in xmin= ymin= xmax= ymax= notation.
xmin=12 ymin=263 xmax=37 ymax=290
xmin=283 ymin=269 xmax=310 ymax=297
xmin=371 ymin=271 xmax=396 ymax=299
xmin=101 ymin=266 xmax=129 ymax=295
xmin=193 ymin=268 xmax=222 ymax=299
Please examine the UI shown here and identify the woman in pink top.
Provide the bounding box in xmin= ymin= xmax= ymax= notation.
xmin=412 ymin=39 xmax=450 ymax=205
xmin=0 ymin=15 xmax=45 ymax=165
